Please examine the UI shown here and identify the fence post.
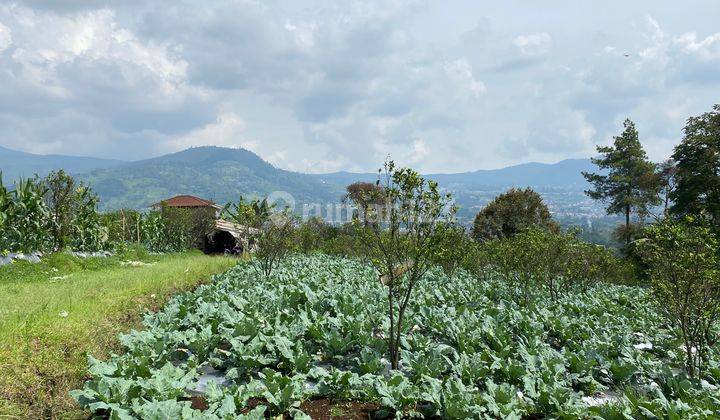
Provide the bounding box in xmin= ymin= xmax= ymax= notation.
xmin=121 ymin=209 xmax=126 ymax=241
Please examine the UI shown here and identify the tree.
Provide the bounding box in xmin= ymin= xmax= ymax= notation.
xmin=670 ymin=104 xmax=720 ymax=226
xmin=344 ymin=182 xmax=385 ymax=227
xmin=636 ymin=218 xmax=720 ymax=377
xmin=471 ymin=187 xmax=558 ymax=241
xmin=358 ymin=160 xmax=457 ymax=370
xmin=43 ymin=170 xmax=77 ymax=249
xmin=40 ymin=170 xmax=106 ymax=251
xmin=582 ymin=119 xmax=660 ymax=244
xmin=161 ymin=206 xmax=215 ymax=250
xmin=295 ymin=216 xmax=328 ymax=253
xmin=657 ymin=159 xmax=677 ymax=217
xmin=486 ymin=232 xmax=542 ymax=306
xmin=254 ymin=212 xmax=295 ymax=278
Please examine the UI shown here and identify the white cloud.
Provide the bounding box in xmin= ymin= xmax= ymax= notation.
xmin=284 ymin=20 xmax=318 ymax=49
xmin=2 ymin=6 xmax=191 ymax=100
xmin=443 ymin=59 xmax=487 ymax=99
xmin=0 ymin=22 xmax=11 ymax=52
xmin=166 ymin=112 xmax=253 ymax=152
xmin=409 ymin=139 xmax=428 ymax=163
xmin=675 ymin=32 xmax=720 ymax=60
xmin=0 ymin=1 xmax=719 ymax=171
xmin=513 ymin=32 xmax=552 ymax=56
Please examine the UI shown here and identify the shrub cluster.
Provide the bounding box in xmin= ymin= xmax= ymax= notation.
xmin=482 ymin=228 xmax=632 ymax=305
xmin=635 ymin=218 xmax=720 ymax=378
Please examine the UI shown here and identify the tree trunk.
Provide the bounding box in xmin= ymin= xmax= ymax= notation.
xmin=625 ymin=205 xmax=631 ymax=245
xmin=387 ymin=283 xmax=397 ymax=370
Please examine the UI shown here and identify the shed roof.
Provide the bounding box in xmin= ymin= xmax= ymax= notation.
xmin=151 ymin=195 xmax=220 ymax=209
xmin=215 ymin=219 xmax=260 ymax=239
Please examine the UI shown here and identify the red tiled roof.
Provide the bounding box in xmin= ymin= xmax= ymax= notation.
xmin=151 ymin=195 xmax=217 ymax=208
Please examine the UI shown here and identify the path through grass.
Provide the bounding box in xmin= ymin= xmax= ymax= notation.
xmin=0 ymin=250 xmax=237 ymax=419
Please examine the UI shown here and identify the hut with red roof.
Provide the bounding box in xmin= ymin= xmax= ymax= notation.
xmin=150 ymin=195 xmax=255 ymax=254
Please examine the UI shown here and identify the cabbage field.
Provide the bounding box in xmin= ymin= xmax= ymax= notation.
xmin=72 ymin=254 xmax=720 ymax=419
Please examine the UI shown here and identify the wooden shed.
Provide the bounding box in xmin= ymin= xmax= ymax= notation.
xmin=213 ymin=219 xmax=260 ymax=254
xmin=150 ymin=195 xmax=257 ymax=254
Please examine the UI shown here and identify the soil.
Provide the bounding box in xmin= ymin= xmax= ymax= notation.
xmin=189 ymin=395 xmax=209 ymax=411
xmin=298 ymin=399 xmax=382 ymax=419
xmin=192 ymin=396 xmax=383 ymax=419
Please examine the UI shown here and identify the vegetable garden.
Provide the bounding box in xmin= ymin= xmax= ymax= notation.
xmin=73 ymin=254 xmax=720 ymax=419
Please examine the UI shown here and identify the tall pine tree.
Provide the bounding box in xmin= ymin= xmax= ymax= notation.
xmin=670 ymin=104 xmax=720 ymax=226
xmin=582 ymin=119 xmax=660 ymax=244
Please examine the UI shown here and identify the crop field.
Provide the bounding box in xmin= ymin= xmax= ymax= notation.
xmin=72 ymin=254 xmax=720 ymax=419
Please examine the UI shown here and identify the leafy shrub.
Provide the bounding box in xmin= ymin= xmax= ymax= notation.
xmin=254 ymin=213 xmax=295 ymax=278
xmin=34 ymin=170 xmax=106 ymax=251
xmin=141 ymin=210 xmax=192 ymax=252
xmin=472 ymin=187 xmax=558 ymax=241
xmin=484 ymin=228 xmax=631 ymax=305
xmin=636 ymin=218 xmax=720 ymax=378
xmin=161 ymin=206 xmax=215 ymax=250
xmin=432 ymin=224 xmax=474 ymax=279
xmin=294 ymin=217 xmax=340 ymax=254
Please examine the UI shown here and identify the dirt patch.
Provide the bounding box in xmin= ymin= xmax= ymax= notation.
xmin=298 ymin=399 xmax=382 ymax=419
xmin=233 ymin=397 xmax=383 ymax=419
xmin=189 ymin=395 xmax=210 ymax=411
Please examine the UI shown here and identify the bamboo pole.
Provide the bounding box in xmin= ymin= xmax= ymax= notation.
xmin=121 ymin=209 xmax=126 ymax=241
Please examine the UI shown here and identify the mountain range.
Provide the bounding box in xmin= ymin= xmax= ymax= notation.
xmin=0 ymin=145 xmax=598 ymax=218
xmin=0 ymin=145 xmax=124 ymax=182
xmin=314 ymin=159 xmax=595 ymax=192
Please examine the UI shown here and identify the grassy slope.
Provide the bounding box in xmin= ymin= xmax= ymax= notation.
xmin=0 ymin=251 xmax=237 ymax=419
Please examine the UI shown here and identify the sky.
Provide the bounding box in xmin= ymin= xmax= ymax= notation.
xmin=0 ymin=1 xmax=719 ymax=173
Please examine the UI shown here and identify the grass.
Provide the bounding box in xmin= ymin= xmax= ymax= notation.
xmin=0 ymin=249 xmax=238 ymax=419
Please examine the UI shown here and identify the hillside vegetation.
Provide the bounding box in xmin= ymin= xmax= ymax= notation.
xmin=78 ymin=147 xmax=344 ymax=210
xmin=2 ymin=144 xmax=599 ymax=216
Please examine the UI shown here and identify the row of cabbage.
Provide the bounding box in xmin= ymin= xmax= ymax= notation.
xmin=73 ymin=254 xmax=720 ymax=419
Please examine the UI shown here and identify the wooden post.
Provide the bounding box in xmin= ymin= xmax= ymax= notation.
xmin=121 ymin=209 xmax=126 ymax=241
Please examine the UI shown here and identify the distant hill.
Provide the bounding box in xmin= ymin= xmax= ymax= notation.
xmin=0 ymin=145 xmax=124 ymax=183
xmin=310 ymin=159 xmax=599 ymax=223
xmin=1 ymin=145 xmax=598 ymax=215
xmin=77 ymin=146 xmax=346 ymax=210
xmin=311 ymin=159 xmax=595 ymax=192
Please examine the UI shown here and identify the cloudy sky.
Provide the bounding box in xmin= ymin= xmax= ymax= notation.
xmin=0 ymin=1 xmax=718 ymax=173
